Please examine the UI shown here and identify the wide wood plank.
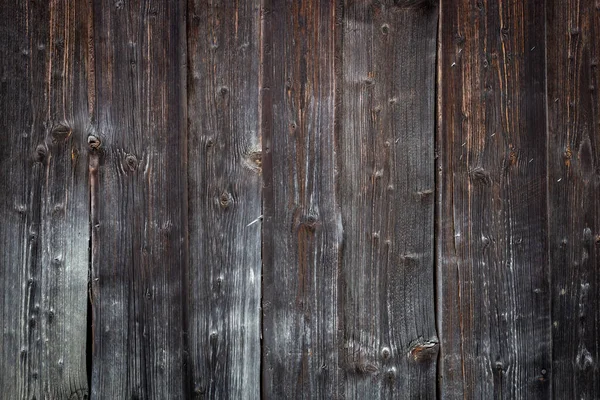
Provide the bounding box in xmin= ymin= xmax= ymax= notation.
xmin=0 ymin=1 xmax=91 ymax=398
xmin=186 ymin=0 xmax=262 ymax=398
xmin=438 ymin=0 xmax=552 ymax=398
xmin=339 ymin=1 xmax=438 ymax=399
xmin=261 ymin=1 xmax=438 ymax=398
xmin=547 ymin=1 xmax=600 ymax=397
xmin=89 ymin=1 xmax=188 ymax=398
xmin=261 ymin=0 xmax=342 ymax=397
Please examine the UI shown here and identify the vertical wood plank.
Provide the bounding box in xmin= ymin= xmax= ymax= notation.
xmin=339 ymin=1 xmax=438 ymax=398
xmin=547 ymin=1 xmax=600 ymax=397
xmin=89 ymin=1 xmax=188 ymax=398
xmin=438 ymin=0 xmax=552 ymax=398
xmin=261 ymin=1 xmax=438 ymax=398
xmin=0 ymin=1 xmax=91 ymax=398
xmin=261 ymin=0 xmax=342 ymax=397
xmin=186 ymin=0 xmax=262 ymax=398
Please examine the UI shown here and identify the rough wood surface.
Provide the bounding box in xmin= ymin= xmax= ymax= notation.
xmin=339 ymin=1 xmax=438 ymax=399
xmin=0 ymin=1 xmax=91 ymax=398
xmin=186 ymin=0 xmax=262 ymax=398
xmin=438 ymin=0 xmax=552 ymax=398
xmin=547 ymin=0 xmax=600 ymax=398
xmin=260 ymin=1 xmax=342 ymax=398
xmin=261 ymin=1 xmax=438 ymax=398
xmin=89 ymin=1 xmax=188 ymax=398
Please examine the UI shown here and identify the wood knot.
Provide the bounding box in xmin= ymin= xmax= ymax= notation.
xmin=469 ymin=167 xmax=492 ymax=186
xmin=243 ymin=149 xmax=262 ymax=174
xmin=344 ymin=339 xmax=379 ymax=376
xmin=564 ymin=146 xmax=572 ymax=167
xmin=87 ymin=135 xmax=101 ymax=150
xmin=50 ymin=124 xmax=72 ymax=143
xmin=509 ymin=149 xmax=518 ymax=166
xmin=297 ymin=214 xmax=320 ymax=234
xmin=219 ymin=191 xmax=233 ymax=209
xmin=125 ymin=154 xmax=138 ymax=171
xmin=381 ymin=347 xmax=391 ymax=359
xmin=33 ymin=144 xmax=47 ymax=163
xmin=385 ymin=367 xmax=397 ymax=382
xmin=408 ymin=338 xmax=439 ymax=363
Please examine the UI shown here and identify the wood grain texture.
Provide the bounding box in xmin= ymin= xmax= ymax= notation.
xmin=89 ymin=1 xmax=188 ymax=398
xmin=261 ymin=1 xmax=438 ymax=398
xmin=0 ymin=1 xmax=91 ymax=398
xmin=547 ymin=1 xmax=600 ymax=398
xmin=339 ymin=1 xmax=438 ymax=399
xmin=438 ymin=0 xmax=552 ymax=398
xmin=186 ymin=0 xmax=262 ymax=398
xmin=261 ymin=0 xmax=342 ymax=398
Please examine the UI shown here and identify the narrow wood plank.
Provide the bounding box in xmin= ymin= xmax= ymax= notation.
xmin=186 ymin=0 xmax=262 ymax=398
xmin=547 ymin=1 xmax=600 ymax=398
xmin=261 ymin=0 xmax=342 ymax=397
xmin=89 ymin=1 xmax=188 ymax=398
xmin=339 ymin=1 xmax=438 ymax=398
xmin=0 ymin=1 xmax=91 ymax=398
xmin=438 ymin=0 xmax=552 ymax=398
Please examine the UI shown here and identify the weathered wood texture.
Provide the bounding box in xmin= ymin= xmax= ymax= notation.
xmin=186 ymin=0 xmax=262 ymax=398
xmin=0 ymin=1 xmax=91 ymax=398
xmin=261 ymin=0 xmax=438 ymax=398
xmin=438 ymin=0 xmax=552 ymax=398
xmin=260 ymin=1 xmax=342 ymax=397
xmin=547 ymin=0 xmax=600 ymax=398
xmin=89 ymin=1 xmax=188 ymax=398
xmin=339 ymin=1 xmax=438 ymax=399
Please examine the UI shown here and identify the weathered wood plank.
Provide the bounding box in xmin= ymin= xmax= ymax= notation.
xmin=89 ymin=1 xmax=188 ymax=398
xmin=261 ymin=0 xmax=342 ymax=397
xmin=0 ymin=1 xmax=91 ymax=398
xmin=339 ymin=1 xmax=438 ymax=398
xmin=438 ymin=0 xmax=552 ymax=398
xmin=261 ymin=1 xmax=438 ymax=398
xmin=186 ymin=0 xmax=262 ymax=398
xmin=547 ymin=1 xmax=600 ymax=397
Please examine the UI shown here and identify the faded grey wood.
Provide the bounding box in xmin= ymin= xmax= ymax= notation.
xmin=339 ymin=1 xmax=438 ymax=398
xmin=261 ymin=0 xmax=438 ymax=398
xmin=89 ymin=1 xmax=188 ymax=398
xmin=0 ymin=0 xmax=91 ymax=398
xmin=261 ymin=0 xmax=342 ymax=398
xmin=186 ymin=0 xmax=262 ymax=398
xmin=547 ymin=0 xmax=600 ymax=397
xmin=438 ymin=0 xmax=552 ymax=398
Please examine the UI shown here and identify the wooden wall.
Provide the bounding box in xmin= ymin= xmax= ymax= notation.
xmin=0 ymin=0 xmax=597 ymax=399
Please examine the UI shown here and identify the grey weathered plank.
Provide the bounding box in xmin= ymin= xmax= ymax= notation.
xmin=0 ymin=1 xmax=91 ymax=398
xmin=547 ymin=1 xmax=600 ymax=397
xmin=261 ymin=0 xmax=438 ymax=398
xmin=260 ymin=0 xmax=342 ymax=398
xmin=186 ymin=0 xmax=262 ymax=398
xmin=438 ymin=0 xmax=552 ymax=398
xmin=89 ymin=1 xmax=188 ymax=398
xmin=339 ymin=1 xmax=438 ymax=398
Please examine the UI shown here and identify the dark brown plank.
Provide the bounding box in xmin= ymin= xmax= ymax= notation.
xmin=438 ymin=0 xmax=552 ymax=398
xmin=261 ymin=0 xmax=342 ymax=398
xmin=261 ymin=1 xmax=438 ymax=398
xmin=186 ymin=0 xmax=262 ymax=398
xmin=339 ymin=1 xmax=438 ymax=399
xmin=89 ymin=1 xmax=188 ymax=398
xmin=0 ymin=1 xmax=91 ymax=398
xmin=547 ymin=1 xmax=600 ymax=398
